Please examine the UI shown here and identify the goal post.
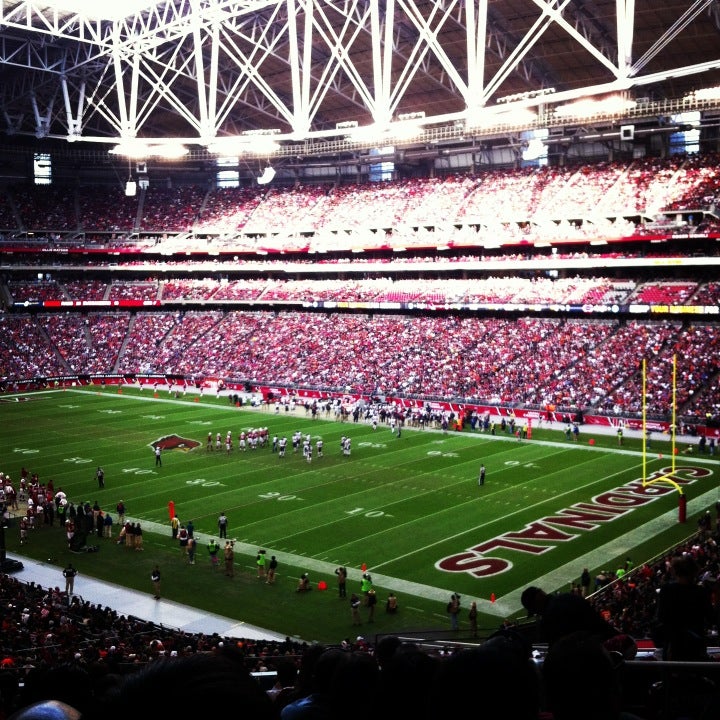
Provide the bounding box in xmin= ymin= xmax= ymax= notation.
xmin=641 ymin=355 xmax=686 ymax=521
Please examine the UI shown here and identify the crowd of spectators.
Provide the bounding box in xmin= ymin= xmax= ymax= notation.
xmin=63 ymin=279 xmax=108 ymax=302
xmin=106 ymin=282 xmax=159 ymax=303
xmin=8 ymin=275 xmax=720 ymax=308
xmin=0 ymin=309 xmax=718 ymax=421
xmin=1 ymin=154 xmax=720 ymax=252
xmin=139 ymin=186 xmax=207 ymax=232
xmin=0 ymin=571 xmax=312 ymax=717
xmin=629 ymin=282 xmax=699 ymax=305
xmin=77 ymin=186 xmax=139 ymax=233
xmin=589 ymin=521 xmax=720 ymax=647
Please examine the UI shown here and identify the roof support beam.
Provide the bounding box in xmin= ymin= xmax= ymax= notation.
xmin=616 ymin=0 xmax=635 ymax=78
xmin=30 ymin=92 xmax=54 ymax=138
xmin=1 ymin=0 xmax=719 ymax=145
xmin=630 ymin=0 xmax=716 ymax=76
xmin=532 ymin=0 xmax=619 ymax=77
xmin=466 ymin=0 xmax=488 ymax=103
xmin=395 ymin=0 xmax=468 ymax=110
xmin=61 ymin=75 xmax=86 ymax=139
xmin=482 ymin=0 xmax=573 ymax=103
xmin=191 ymin=0 xmax=219 ymax=140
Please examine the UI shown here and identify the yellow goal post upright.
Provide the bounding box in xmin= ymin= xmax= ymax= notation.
xmin=641 ymin=354 xmax=686 ymax=522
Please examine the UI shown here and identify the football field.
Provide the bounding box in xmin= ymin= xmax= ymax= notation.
xmin=3 ymin=386 xmax=718 ymax=643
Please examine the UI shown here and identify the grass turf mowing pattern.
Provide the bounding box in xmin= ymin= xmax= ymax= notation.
xmin=3 ymin=386 xmax=718 ymax=642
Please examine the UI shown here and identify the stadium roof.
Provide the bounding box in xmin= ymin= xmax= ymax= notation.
xmin=1 ymin=0 xmax=719 ymax=157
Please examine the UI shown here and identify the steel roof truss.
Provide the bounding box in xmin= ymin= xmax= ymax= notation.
xmin=630 ymin=0 xmax=715 ymax=77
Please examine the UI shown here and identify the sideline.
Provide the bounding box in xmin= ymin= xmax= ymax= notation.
xmin=8 ymin=555 xmax=288 ymax=642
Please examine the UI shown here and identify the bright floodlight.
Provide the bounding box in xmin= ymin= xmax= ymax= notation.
xmin=42 ymin=0 xmax=158 ymax=20
xmin=207 ymin=137 xmax=278 ymax=155
xmin=694 ymin=86 xmax=720 ymax=101
xmin=110 ymin=141 xmax=188 ymax=159
xmin=555 ymin=95 xmax=635 ymax=119
xmin=467 ymin=107 xmax=537 ymax=129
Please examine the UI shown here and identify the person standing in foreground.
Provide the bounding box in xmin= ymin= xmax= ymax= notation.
xmin=178 ymin=525 xmax=189 ymax=557
xmin=653 ymin=554 xmax=714 ymax=660
xmin=63 ymin=563 xmax=77 ymax=596
xmin=224 ymin=541 xmax=235 ymax=577
xmin=218 ymin=512 xmax=228 ymax=539
xmin=478 ymin=464 xmax=486 ymax=486
xmin=154 ymin=445 xmax=162 ymax=466
xmin=296 ymin=573 xmax=311 ymax=592
xmin=208 ymin=538 xmax=220 ymax=568
xmin=580 ymin=568 xmax=591 ymax=597
xmin=520 ymin=585 xmax=636 ymax=658
xmin=335 ymin=565 xmax=347 ymax=598
xmin=116 ymin=500 xmax=126 ymax=526
xmin=151 ymin=565 xmax=161 ymax=599
xmin=468 ymin=600 xmax=478 ymax=637
xmin=350 ymin=593 xmax=362 ymax=626
xmin=266 ymin=555 xmax=278 ymax=584
xmin=447 ymin=593 xmax=461 ymax=631
xmin=367 ymin=588 xmax=377 ymax=623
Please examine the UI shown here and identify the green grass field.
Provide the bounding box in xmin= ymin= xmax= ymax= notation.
xmin=3 ymin=386 xmax=718 ymax=644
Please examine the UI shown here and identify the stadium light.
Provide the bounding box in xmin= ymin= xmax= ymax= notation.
xmin=110 ymin=141 xmax=148 ymax=159
xmin=466 ymin=107 xmax=537 ymax=129
xmin=692 ymin=86 xmax=720 ymax=101
xmin=346 ymin=122 xmax=391 ymax=144
xmin=42 ymin=0 xmax=160 ymax=21
xmin=396 ymin=111 xmax=426 ymax=121
xmin=555 ymin=95 xmax=636 ymax=118
xmin=496 ymin=88 xmax=556 ymax=104
xmin=241 ymin=129 xmax=282 ymax=136
xmin=390 ymin=123 xmax=424 ymax=142
xmin=206 ymin=138 xmax=248 ymax=155
xmin=156 ymin=144 xmax=189 ymax=159
xmin=207 ymin=136 xmax=278 ymax=155
xmin=110 ymin=141 xmax=188 ymax=159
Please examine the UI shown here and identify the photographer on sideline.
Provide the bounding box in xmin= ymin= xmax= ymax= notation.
xmin=335 ymin=566 xmax=347 ymax=597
